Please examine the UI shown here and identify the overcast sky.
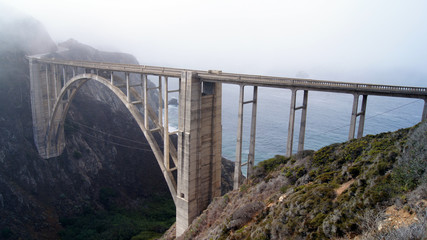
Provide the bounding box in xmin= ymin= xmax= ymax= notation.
xmin=1 ymin=0 xmax=427 ymax=85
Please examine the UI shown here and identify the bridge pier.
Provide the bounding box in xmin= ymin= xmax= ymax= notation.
xmin=422 ymin=99 xmax=427 ymax=121
xmin=29 ymin=59 xmax=67 ymax=158
xmin=349 ymin=94 xmax=368 ymax=140
xmin=233 ymin=86 xmax=258 ymax=189
xmin=176 ymin=72 xmax=222 ymax=236
xmin=286 ymin=89 xmax=308 ymax=157
xmin=247 ymin=86 xmax=258 ymax=179
xmin=298 ymin=90 xmax=308 ymax=153
xmin=234 ymin=85 xmax=245 ymax=189
xmin=357 ymin=95 xmax=368 ymax=139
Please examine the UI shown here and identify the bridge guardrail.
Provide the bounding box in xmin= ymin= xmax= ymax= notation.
xmin=29 ymin=57 xmax=427 ymax=98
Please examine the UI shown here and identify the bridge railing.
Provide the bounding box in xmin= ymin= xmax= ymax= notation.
xmin=199 ymin=73 xmax=427 ymax=97
xmin=30 ymin=57 xmax=427 ymax=98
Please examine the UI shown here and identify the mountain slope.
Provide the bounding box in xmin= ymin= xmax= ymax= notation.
xmin=0 ymin=13 xmax=172 ymax=239
xmin=163 ymin=121 xmax=427 ymax=240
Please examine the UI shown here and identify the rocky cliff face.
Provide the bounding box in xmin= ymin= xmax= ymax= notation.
xmin=0 ymin=14 xmax=171 ymax=240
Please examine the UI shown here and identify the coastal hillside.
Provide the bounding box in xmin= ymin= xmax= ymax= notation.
xmin=163 ymin=121 xmax=427 ymax=240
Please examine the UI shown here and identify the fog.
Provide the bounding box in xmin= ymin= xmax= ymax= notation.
xmin=1 ymin=0 xmax=427 ymax=86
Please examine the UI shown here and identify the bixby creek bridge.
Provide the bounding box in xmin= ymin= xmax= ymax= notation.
xmin=28 ymin=56 xmax=427 ymax=236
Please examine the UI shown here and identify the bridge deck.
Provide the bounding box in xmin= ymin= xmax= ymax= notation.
xmin=31 ymin=58 xmax=427 ymax=99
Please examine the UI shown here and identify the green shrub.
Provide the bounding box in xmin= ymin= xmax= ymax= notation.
xmin=296 ymin=167 xmax=307 ymax=178
xmin=240 ymin=184 xmax=248 ymax=193
xmin=59 ymin=195 xmax=175 ymax=240
xmin=309 ymin=170 xmax=318 ymax=179
xmin=72 ymin=150 xmax=82 ymax=159
xmin=131 ymin=231 xmax=162 ymax=240
xmin=280 ymin=185 xmax=289 ymax=193
xmin=258 ymin=155 xmax=290 ymax=173
xmin=99 ymin=187 xmax=119 ymax=210
xmin=1 ymin=228 xmax=12 ymax=239
xmin=376 ymin=161 xmax=392 ymax=175
xmin=316 ymin=171 xmax=337 ymax=183
xmin=349 ymin=165 xmax=361 ymax=178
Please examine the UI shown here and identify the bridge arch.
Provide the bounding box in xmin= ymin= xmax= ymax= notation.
xmin=46 ymin=73 xmax=177 ymax=202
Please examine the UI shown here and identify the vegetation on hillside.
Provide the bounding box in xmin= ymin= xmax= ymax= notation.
xmin=164 ymin=121 xmax=427 ymax=240
xmin=59 ymin=194 xmax=175 ymax=240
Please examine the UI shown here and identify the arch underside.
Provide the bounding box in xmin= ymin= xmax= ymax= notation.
xmin=47 ymin=73 xmax=178 ymax=202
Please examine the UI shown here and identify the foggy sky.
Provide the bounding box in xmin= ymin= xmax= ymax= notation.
xmin=1 ymin=0 xmax=427 ymax=86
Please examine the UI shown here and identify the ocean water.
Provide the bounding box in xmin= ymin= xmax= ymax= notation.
xmin=165 ymin=82 xmax=424 ymax=168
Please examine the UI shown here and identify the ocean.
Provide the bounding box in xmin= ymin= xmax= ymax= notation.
xmin=164 ymin=81 xmax=424 ymax=170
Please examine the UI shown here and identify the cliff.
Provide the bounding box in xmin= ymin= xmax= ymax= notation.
xmin=163 ymin=121 xmax=427 ymax=240
xmin=0 ymin=13 xmax=170 ymax=240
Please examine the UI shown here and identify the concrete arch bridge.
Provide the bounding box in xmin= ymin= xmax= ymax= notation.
xmin=28 ymin=56 xmax=427 ymax=236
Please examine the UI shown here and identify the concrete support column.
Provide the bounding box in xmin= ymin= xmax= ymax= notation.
xmin=357 ymin=95 xmax=368 ymax=139
xmin=297 ymin=90 xmax=308 ymax=153
xmin=349 ymin=94 xmax=359 ymax=140
xmin=47 ymin=64 xmax=59 ymax=155
xmin=143 ymin=74 xmax=148 ymax=129
xmin=158 ymin=76 xmax=163 ymax=127
xmin=286 ymin=89 xmax=297 ymax=157
xmin=139 ymin=74 xmax=144 ymax=102
xmin=247 ymin=86 xmax=258 ymax=179
xmin=211 ymin=82 xmax=222 ymax=200
xmin=54 ymin=65 xmax=59 ymax=98
xmin=177 ymin=71 xmax=200 ymax=236
xmin=164 ymin=77 xmax=170 ymax=170
xmin=62 ymin=66 xmax=66 ymax=88
xmin=51 ymin=64 xmax=65 ymax=154
xmin=54 ymin=65 xmax=61 ymax=100
xmin=234 ymin=85 xmax=244 ymax=190
xmin=422 ymin=99 xmax=427 ymax=121
xmin=126 ymin=73 xmax=130 ymax=102
xmin=176 ymin=72 xmax=221 ymax=237
xmin=46 ymin=64 xmax=53 ymax=119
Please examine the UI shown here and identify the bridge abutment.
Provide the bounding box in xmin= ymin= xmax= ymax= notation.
xmin=176 ymin=72 xmax=222 ymax=236
xmin=29 ymin=59 xmax=66 ymax=158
